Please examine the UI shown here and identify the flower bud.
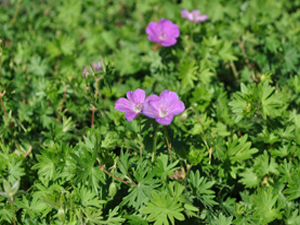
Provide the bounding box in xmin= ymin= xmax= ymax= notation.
xmin=84 ymin=86 xmax=90 ymax=94
xmin=82 ymin=67 xmax=89 ymax=78
xmin=109 ymin=182 xmax=117 ymax=198
xmin=57 ymin=208 xmax=65 ymax=223
xmin=180 ymin=111 xmax=188 ymax=122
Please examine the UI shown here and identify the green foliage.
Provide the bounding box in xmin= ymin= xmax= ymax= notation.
xmin=121 ymin=161 xmax=159 ymax=209
xmin=0 ymin=0 xmax=300 ymax=224
xmin=253 ymin=188 xmax=283 ymax=224
xmin=140 ymin=190 xmax=185 ymax=225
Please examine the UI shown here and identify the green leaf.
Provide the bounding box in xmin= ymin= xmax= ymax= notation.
xmin=253 ymin=188 xmax=283 ymax=224
xmin=283 ymin=42 xmax=300 ymax=72
xmin=2 ymin=179 xmax=11 ymax=196
xmin=27 ymin=56 xmax=48 ymax=76
xmin=258 ymin=82 xmax=284 ymax=119
xmin=226 ymin=134 xmax=258 ymax=163
xmin=140 ymin=190 xmax=185 ymax=225
xmin=82 ymin=207 xmax=104 ymax=225
xmin=105 ymin=206 xmax=126 ymax=224
xmin=239 ymin=168 xmax=260 ymax=188
xmin=59 ymin=36 xmax=75 ymax=56
xmin=114 ymin=48 xmax=141 ymax=76
xmin=253 ymin=151 xmax=279 ymax=177
xmin=213 ymin=213 xmax=233 ymax=225
xmin=218 ymin=41 xmax=237 ymax=62
xmin=178 ymin=59 xmax=198 ymax=88
xmin=188 ymin=170 xmax=217 ymax=208
xmin=155 ymin=155 xmax=179 ymax=182
xmin=124 ymin=214 xmax=149 ymax=225
xmin=284 ymin=170 xmax=300 ymax=201
xmin=32 ymin=151 xmax=58 ymax=181
xmin=121 ymin=161 xmax=159 ymax=209
xmin=76 ymin=186 xmax=106 ymax=208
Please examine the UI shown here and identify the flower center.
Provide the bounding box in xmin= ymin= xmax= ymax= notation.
xmin=134 ymin=102 xmax=143 ymax=112
xmin=159 ymin=31 xmax=167 ymax=40
xmin=159 ymin=106 xmax=168 ymax=117
xmin=192 ymin=12 xmax=198 ymax=20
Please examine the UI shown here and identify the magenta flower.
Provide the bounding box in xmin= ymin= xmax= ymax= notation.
xmin=82 ymin=61 xmax=102 ymax=77
xmin=91 ymin=61 xmax=102 ymax=71
xmin=146 ymin=19 xmax=180 ymax=47
xmin=181 ymin=9 xmax=208 ymax=23
xmin=115 ymin=89 xmax=158 ymax=121
xmin=143 ymin=90 xmax=185 ymax=125
xmin=82 ymin=67 xmax=89 ymax=78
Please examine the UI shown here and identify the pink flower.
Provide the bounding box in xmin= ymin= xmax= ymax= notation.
xmin=181 ymin=9 xmax=208 ymax=23
xmin=114 ymin=89 xmax=158 ymax=121
xmin=82 ymin=67 xmax=89 ymax=78
xmin=82 ymin=60 xmax=102 ymax=78
xmin=146 ymin=19 xmax=180 ymax=47
xmin=91 ymin=61 xmax=102 ymax=71
xmin=143 ymin=90 xmax=185 ymax=125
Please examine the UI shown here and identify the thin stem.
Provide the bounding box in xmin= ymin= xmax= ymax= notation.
xmin=0 ymin=92 xmax=8 ymax=121
xmin=91 ymin=110 xmax=94 ymax=127
xmin=189 ymin=23 xmax=195 ymax=58
xmin=94 ymin=78 xmax=100 ymax=100
xmin=69 ymin=192 xmax=73 ymax=221
xmin=163 ymin=126 xmax=173 ymax=162
xmin=11 ymin=197 xmax=16 ymax=225
xmin=10 ymin=0 xmax=22 ymax=26
xmin=151 ymin=124 xmax=160 ymax=163
xmin=138 ymin=115 xmax=143 ymax=165
xmin=230 ymin=61 xmax=239 ymax=81
xmin=99 ymin=164 xmax=135 ymax=187
xmin=184 ymin=180 xmax=192 ymax=204
xmin=60 ymin=85 xmax=69 ymax=113
xmin=0 ymin=39 xmax=2 ymax=84
xmin=238 ymin=40 xmax=252 ymax=70
xmin=186 ymin=107 xmax=212 ymax=163
xmin=89 ymin=106 xmax=96 ymax=128
xmin=0 ymin=91 xmax=22 ymax=153
xmin=12 ymin=132 xmax=22 ymax=154
xmin=62 ymin=190 xmax=73 ymax=222
xmin=57 ymin=85 xmax=69 ymax=123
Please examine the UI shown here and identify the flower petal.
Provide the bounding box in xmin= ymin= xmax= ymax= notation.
xmin=181 ymin=8 xmax=190 ymax=19
xmin=127 ymin=89 xmax=145 ymax=104
xmin=161 ymin=20 xmax=180 ymax=38
xmin=146 ymin=22 xmax=161 ymax=43
xmin=145 ymin=94 xmax=159 ymax=103
xmin=195 ymin=14 xmax=208 ymax=23
xmin=115 ymin=98 xmax=134 ymax=112
xmin=159 ymin=90 xmax=179 ymax=109
xmin=142 ymin=101 xmax=160 ymax=119
xmin=125 ymin=112 xmax=139 ymax=121
xmin=161 ymin=38 xmax=178 ymax=47
xmin=156 ymin=115 xmax=174 ymax=125
xmin=167 ymin=100 xmax=185 ymax=116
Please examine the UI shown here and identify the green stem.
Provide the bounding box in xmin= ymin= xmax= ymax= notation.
xmin=0 ymin=39 xmax=2 ymax=84
xmin=151 ymin=124 xmax=160 ymax=163
xmin=0 ymin=95 xmax=8 ymax=121
xmin=186 ymin=107 xmax=212 ymax=163
xmin=184 ymin=180 xmax=192 ymax=204
xmin=230 ymin=61 xmax=239 ymax=81
xmin=163 ymin=126 xmax=173 ymax=162
xmin=11 ymin=197 xmax=16 ymax=225
xmin=10 ymin=0 xmax=22 ymax=26
xmin=98 ymin=162 xmax=136 ymax=187
xmin=138 ymin=115 xmax=143 ymax=165
xmin=189 ymin=23 xmax=194 ymax=58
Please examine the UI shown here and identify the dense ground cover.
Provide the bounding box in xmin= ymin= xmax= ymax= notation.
xmin=1 ymin=0 xmax=300 ymax=224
